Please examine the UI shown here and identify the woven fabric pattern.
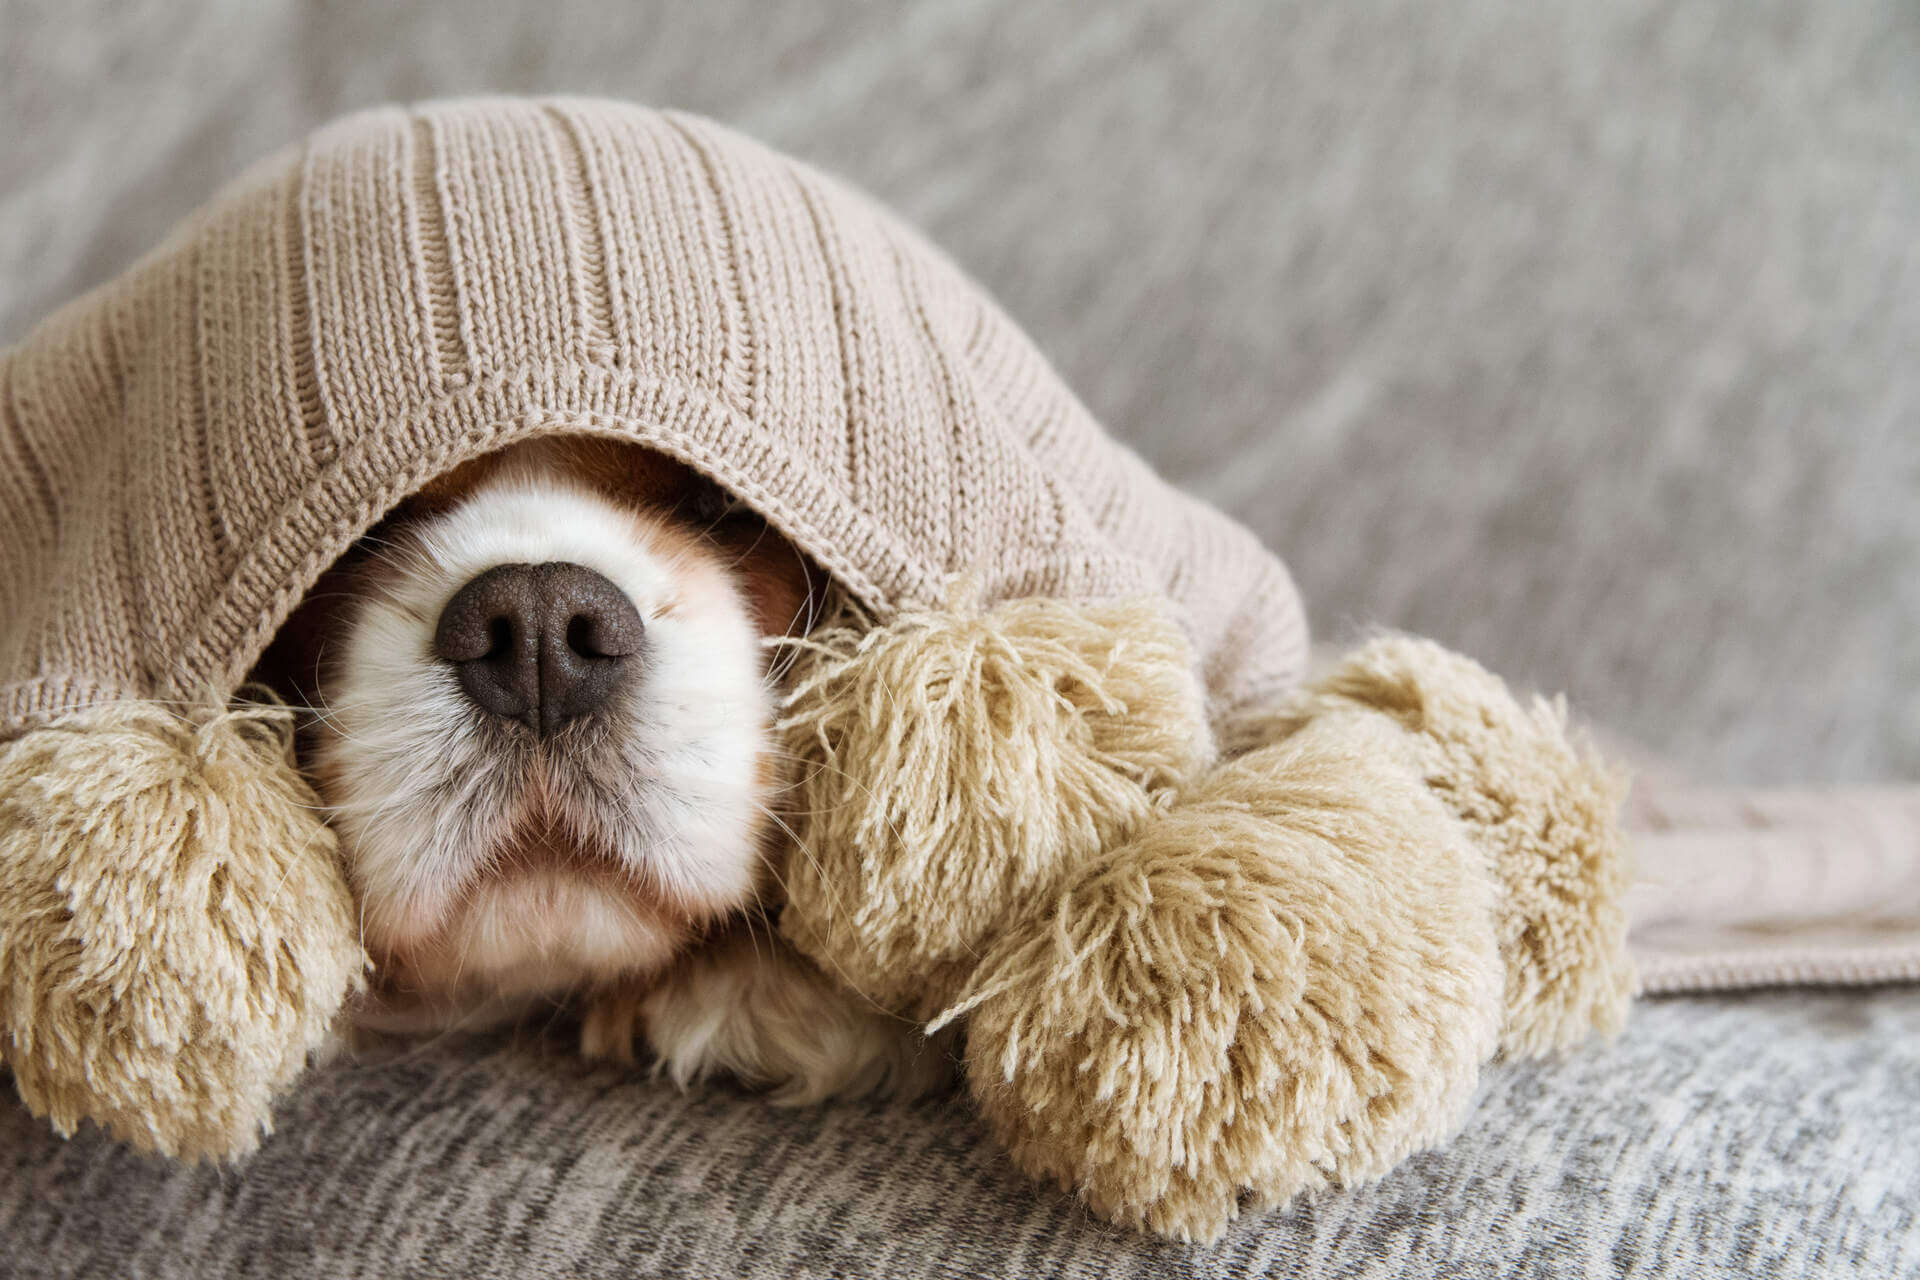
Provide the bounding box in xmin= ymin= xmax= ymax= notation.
xmin=0 ymin=97 xmax=1308 ymax=740
xmin=6 ymin=988 xmax=1919 ymax=1278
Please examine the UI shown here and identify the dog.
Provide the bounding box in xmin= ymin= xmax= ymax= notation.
xmin=255 ymin=435 xmax=946 ymax=1102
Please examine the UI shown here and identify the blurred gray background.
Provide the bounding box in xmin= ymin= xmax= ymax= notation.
xmin=5 ymin=0 xmax=1915 ymax=783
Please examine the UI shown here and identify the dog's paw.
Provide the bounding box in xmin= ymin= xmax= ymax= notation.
xmin=601 ymin=924 xmax=954 ymax=1103
xmin=580 ymin=985 xmax=649 ymax=1065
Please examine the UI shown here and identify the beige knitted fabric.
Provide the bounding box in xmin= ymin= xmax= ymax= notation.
xmin=0 ymin=96 xmax=1306 ymax=741
xmin=1625 ymin=780 xmax=1920 ymax=992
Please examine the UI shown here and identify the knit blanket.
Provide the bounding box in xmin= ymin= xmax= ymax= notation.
xmin=1628 ymin=778 xmax=1920 ymax=991
xmin=0 ymin=98 xmax=1306 ymax=748
xmin=0 ymin=95 xmax=1911 ymax=1012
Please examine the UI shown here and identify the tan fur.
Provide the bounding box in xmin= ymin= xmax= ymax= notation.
xmin=583 ymin=922 xmax=954 ymax=1104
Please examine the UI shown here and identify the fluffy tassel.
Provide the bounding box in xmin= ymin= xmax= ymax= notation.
xmin=0 ymin=700 xmax=367 ymax=1158
xmin=772 ymin=605 xmax=1631 ymax=1242
xmin=953 ymin=712 xmax=1506 ymax=1243
xmin=774 ymin=591 xmax=1211 ymax=1017
xmin=1262 ymin=636 xmax=1636 ymax=1057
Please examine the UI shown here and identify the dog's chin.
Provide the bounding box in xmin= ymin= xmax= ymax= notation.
xmin=396 ymin=871 xmax=683 ymax=995
xmin=349 ymin=796 xmax=751 ymax=1032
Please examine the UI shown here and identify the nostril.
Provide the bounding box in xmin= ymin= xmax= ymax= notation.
xmin=564 ymin=605 xmax=643 ymax=660
xmin=487 ymin=615 xmax=515 ymax=660
xmin=435 ymin=568 xmax=536 ymax=665
xmin=566 ymin=613 xmax=599 ymax=659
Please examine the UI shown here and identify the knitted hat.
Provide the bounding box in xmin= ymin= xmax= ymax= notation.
xmin=0 ymin=96 xmax=1306 ymax=744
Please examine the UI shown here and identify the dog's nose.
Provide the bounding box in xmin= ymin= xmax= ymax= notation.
xmin=433 ymin=562 xmax=644 ymax=734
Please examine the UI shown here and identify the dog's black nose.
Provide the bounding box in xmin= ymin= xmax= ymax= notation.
xmin=434 ymin=562 xmax=643 ymax=734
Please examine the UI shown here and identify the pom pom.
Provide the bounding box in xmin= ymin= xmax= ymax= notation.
xmin=775 ymin=591 xmax=1211 ymax=1016
xmin=0 ymin=701 xmax=367 ymax=1158
xmin=947 ymin=713 xmax=1504 ymax=1243
xmin=1271 ymin=636 xmax=1634 ymax=1057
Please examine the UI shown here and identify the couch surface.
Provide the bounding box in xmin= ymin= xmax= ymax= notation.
xmin=3 ymin=991 xmax=1918 ymax=1278
xmin=3 ymin=0 xmax=1915 ymax=1275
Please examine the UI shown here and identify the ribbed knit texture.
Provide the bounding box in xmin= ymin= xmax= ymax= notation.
xmin=0 ymin=97 xmax=1308 ymax=737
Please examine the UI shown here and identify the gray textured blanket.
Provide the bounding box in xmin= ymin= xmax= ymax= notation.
xmin=5 ymin=991 xmax=1917 ymax=1277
